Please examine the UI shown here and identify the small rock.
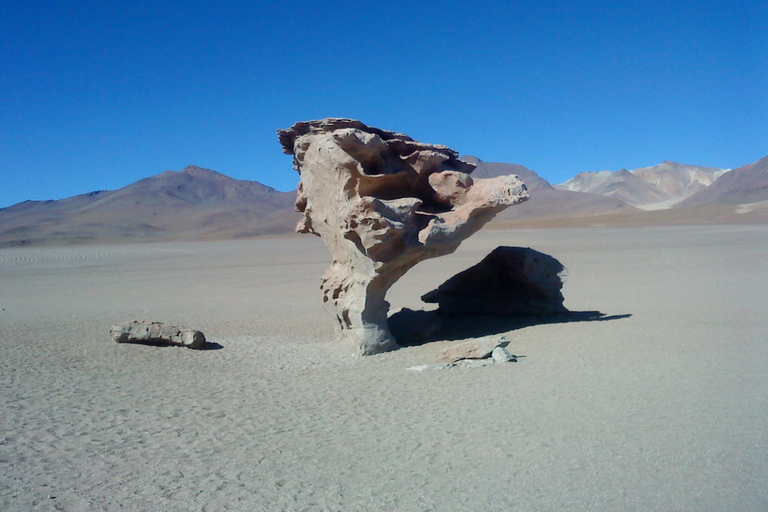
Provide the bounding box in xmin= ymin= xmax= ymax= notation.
xmin=407 ymin=363 xmax=456 ymax=371
xmin=433 ymin=336 xmax=509 ymax=363
xmin=492 ymin=346 xmax=515 ymax=363
xmin=456 ymin=359 xmax=494 ymax=368
xmin=109 ymin=321 xmax=206 ymax=349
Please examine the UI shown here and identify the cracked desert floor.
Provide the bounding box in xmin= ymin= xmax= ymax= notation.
xmin=1 ymin=225 xmax=767 ymax=511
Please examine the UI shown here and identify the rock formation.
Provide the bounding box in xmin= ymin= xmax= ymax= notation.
xmin=422 ymin=246 xmax=568 ymax=316
xmin=433 ymin=336 xmax=510 ymax=363
xmin=278 ymin=119 xmax=529 ymax=354
xmin=110 ymin=321 xmax=207 ymax=349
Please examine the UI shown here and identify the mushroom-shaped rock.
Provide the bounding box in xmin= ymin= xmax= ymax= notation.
xmin=422 ymin=246 xmax=569 ymax=316
xmin=278 ymin=119 xmax=529 ymax=355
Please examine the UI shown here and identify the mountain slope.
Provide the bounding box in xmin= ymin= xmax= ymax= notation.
xmin=556 ymin=161 xmax=729 ymax=208
xmin=557 ymin=169 xmax=669 ymax=207
xmin=678 ymin=155 xmax=768 ymax=207
xmin=0 ymin=166 xmax=298 ymax=247
xmin=464 ymin=156 xmax=638 ymax=220
xmin=632 ymin=161 xmax=728 ymax=198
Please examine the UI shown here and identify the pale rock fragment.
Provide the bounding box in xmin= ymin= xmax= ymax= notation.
xmin=406 ymin=363 xmax=456 ymax=371
xmin=456 ymin=359 xmax=495 ymax=368
xmin=492 ymin=346 xmax=516 ymax=363
xmin=433 ymin=336 xmax=509 ymax=363
xmin=278 ymin=119 xmax=528 ymax=355
xmin=109 ymin=321 xmax=207 ymax=349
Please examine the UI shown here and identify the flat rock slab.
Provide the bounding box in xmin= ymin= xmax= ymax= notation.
xmin=434 ymin=336 xmax=509 ymax=363
xmin=406 ymin=363 xmax=456 ymax=371
xmin=456 ymin=359 xmax=495 ymax=368
xmin=110 ymin=321 xmax=207 ymax=349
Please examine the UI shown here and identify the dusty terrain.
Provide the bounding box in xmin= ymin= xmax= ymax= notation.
xmin=1 ymin=225 xmax=767 ymax=511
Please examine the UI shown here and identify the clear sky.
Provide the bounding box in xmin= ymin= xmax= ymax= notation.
xmin=1 ymin=0 xmax=766 ymax=207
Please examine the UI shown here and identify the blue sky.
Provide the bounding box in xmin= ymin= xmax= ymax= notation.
xmin=1 ymin=0 xmax=766 ymax=207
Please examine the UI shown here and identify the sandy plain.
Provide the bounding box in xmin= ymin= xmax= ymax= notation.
xmin=1 ymin=225 xmax=767 ymax=511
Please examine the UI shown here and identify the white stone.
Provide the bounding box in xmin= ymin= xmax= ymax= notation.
xmin=492 ymin=346 xmax=515 ymax=363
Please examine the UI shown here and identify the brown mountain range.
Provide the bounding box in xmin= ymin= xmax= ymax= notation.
xmin=2 ymin=155 xmax=765 ymax=248
xmin=678 ymin=155 xmax=768 ymax=208
xmin=0 ymin=166 xmax=298 ymax=247
xmin=464 ymin=157 xmax=639 ymax=220
xmin=556 ymin=161 xmax=730 ymax=209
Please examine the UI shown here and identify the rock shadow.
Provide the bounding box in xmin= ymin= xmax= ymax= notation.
xmin=116 ymin=340 xmax=224 ymax=350
xmin=388 ymin=308 xmax=631 ymax=347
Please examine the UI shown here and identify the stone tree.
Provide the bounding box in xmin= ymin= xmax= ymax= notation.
xmin=278 ymin=118 xmax=528 ymax=354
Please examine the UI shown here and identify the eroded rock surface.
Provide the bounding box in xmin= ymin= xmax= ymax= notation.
xmin=278 ymin=119 xmax=528 ymax=354
xmin=433 ymin=336 xmax=509 ymax=363
xmin=110 ymin=321 xmax=207 ymax=349
xmin=422 ymin=246 xmax=568 ymax=316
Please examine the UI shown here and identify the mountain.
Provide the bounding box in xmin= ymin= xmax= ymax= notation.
xmin=0 ymin=166 xmax=298 ymax=247
xmin=556 ymin=161 xmax=729 ymax=209
xmin=632 ymin=161 xmax=728 ymax=197
xmin=556 ymin=169 xmax=668 ymax=207
xmin=464 ymin=156 xmax=639 ymax=221
xmin=678 ymin=155 xmax=768 ymax=208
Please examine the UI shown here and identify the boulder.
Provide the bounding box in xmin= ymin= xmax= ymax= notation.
xmin=492 ymin=346 xmax=516 ymax=363
xmin=278 ymin=119 xmax=528 ymax=354
xmin=109 ymin=321 xmax=207 ymax=349
xmin=422 ymin=246 xmax=568 ymax=316
xmin=433 ymin=336 xmax=509 ymax=363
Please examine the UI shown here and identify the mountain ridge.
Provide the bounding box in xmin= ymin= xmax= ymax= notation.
xmin=679 ymin=155 xmax=768 ymax=208
xmin=556 ymin=161 xmax=730 ymax=209
xmin=463 ymin=156 xmax=639 ymax=220
xmin=2 ymin=155 xmax=766 ymax=248
xmin=0 ymin=165 xmax=299 ymax=247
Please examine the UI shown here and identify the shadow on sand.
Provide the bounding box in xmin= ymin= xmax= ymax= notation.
xmin=117 ymin=340 xmax=225 ymax=350
xmin=388 ymin=309 xmax=632 ymax=347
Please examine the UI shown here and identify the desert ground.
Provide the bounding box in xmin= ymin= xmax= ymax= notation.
xmin=1 ymin=225 xmax=767 ymax=511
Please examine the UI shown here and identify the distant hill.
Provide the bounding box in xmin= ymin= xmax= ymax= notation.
xmin=678 ymin=155 xmax=768 ymax=208
xmin=556 ymin=169 xmax=668 ymax=207
xmin=3 ymin=155 xmax=764 ymax=248
xmin=0 ymin=166 xmax=298 ymax=247
xmin=464 ymin=156 xmax=639 ymax=220
xmin=556 ymin=161 xmax=729 ymax=209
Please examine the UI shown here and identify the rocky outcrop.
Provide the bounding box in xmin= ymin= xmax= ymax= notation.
xmin=278 ymin=119 xmax=529 ymax=354
xmin=109 ymin=321 xmax=207 ymax=349
xmin=422 ymin=246 xmax=568 ymax=316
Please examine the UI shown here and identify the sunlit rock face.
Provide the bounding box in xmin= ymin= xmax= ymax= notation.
xmin=278 ymin=118 xmax=528 ymax=354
